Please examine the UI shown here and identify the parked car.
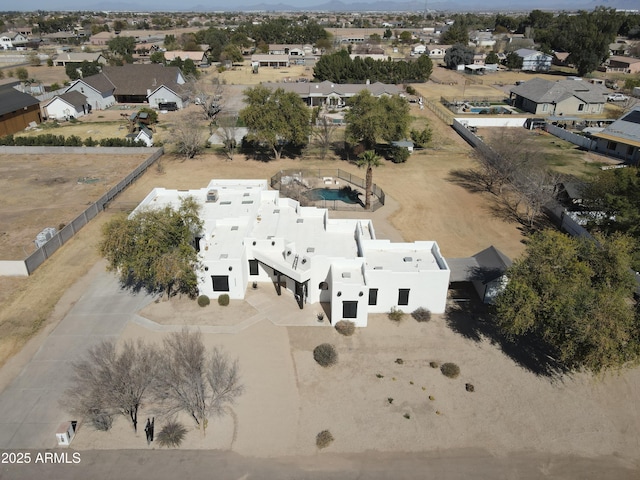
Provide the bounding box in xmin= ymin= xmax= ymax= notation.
xmin=607 ymin=93 xmax=629 ymax=102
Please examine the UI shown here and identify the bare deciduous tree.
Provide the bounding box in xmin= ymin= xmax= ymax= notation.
xmin=182 ymin=73 xmax=225 ymax=123
xmin=172 ymin=112 xmax=207 ymax=159
xmin=312 ymin=114 xmax=338 ymax=159
xmin=217 ymin=113 xmax=239 ymax=161
xmin=152 ymin=328 xmax=243 ymax=434
xmin=64 ymin=340 xmax=159 ymax=432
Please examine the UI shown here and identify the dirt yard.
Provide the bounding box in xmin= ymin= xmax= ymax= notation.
xmin=0 ymin=152 xmax=150 ymax=260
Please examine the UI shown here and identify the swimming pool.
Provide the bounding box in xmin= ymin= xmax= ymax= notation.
xmin=470 ymin=106 xmax=512 ymax=114
xmin=305 ymin=188 xmax=360 ymax=204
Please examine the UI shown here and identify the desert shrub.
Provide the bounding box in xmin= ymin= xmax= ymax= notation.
xmin=440 ymin=362 xmax=460 ymax=379
xmin=313 ymin=343 xmax=337 ymax=367
xmin=465 ymin=383 xmax=475 ymax=392
xmin=403 ymin=413 xmax=411 ymax=419
xmin=335 ymin=320 xmax=355 ymax=336
xmin=197 ymin=295 xmax=210 ymax=307
xmin=388 ymin=307 xmax=405 ymax=322
xmin=316 ymin=430 xmax=334 ymax=449
xmin=218 ymin=294 xmax=230 ymax=306
xmin=412 ymin=307 xmax=431 ymax=322
xmin=89 ymin=410 xmax=113 ymax=431
xmin=395 ymin=358 xmax=404 ymax=364
xmin=429 ymin=361 xmax=439 ymax=368
xmin=157 ymin=420 xmax=188 ymax=448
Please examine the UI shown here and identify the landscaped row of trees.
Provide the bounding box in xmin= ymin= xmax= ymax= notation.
xmin=0 ymin=133 xmax=146 ymax=147
xmin=314 ymin=50 xmax=433 ymax=84
xmin=66 ymin=329 xmax=243 ymax=436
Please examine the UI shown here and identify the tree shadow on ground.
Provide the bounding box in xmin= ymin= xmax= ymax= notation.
xmin=446 ymin=284 xmax=570 ymax=378
xmin=448 ymin=168 xmax=492 ymax=194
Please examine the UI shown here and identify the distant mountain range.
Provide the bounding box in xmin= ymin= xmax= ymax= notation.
xmin=32 ymin=0 xmax=640 ymax=12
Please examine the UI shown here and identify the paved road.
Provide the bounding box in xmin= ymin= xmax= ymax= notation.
xmin=0 ymin=264 xmax=154 ymax=450
xmin=0 ymin=448 xmax=638 ymax=480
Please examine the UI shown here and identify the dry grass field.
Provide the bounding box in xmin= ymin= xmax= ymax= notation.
xmin=0 ymin=152 xmax=149 ymax=260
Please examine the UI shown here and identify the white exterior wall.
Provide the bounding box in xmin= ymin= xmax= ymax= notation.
xmin=65 ymin=82 xmax=115 ymax=110
xmin=45 ymin=99 xmax=84 ymax=120
xmin=148 ymin=87 xmax=185 ymax=109
xmin=521 ymin=54 xmax=552 ymax=72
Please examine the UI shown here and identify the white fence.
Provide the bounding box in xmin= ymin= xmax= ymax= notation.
xmin=545 ymin=124 xmax=594 ymax=150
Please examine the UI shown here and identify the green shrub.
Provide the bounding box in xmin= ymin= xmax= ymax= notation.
xmin=440 ymin=362 xmax=460 ymax=379
xmin=335 ymin=320 xmax=355 ymax=336
xmin=388 ymin=307 xmax=405 ymax=322
xmin=218 ymin=294 xmax=230 ymax=306
xmin=157 ymin=420 xmax=188 ymax=448
xmin=313 ymin=343 xmax=337 ymax=367
xmin=197 ymin=295 xmax=210 ymax=307
xmin=389 ymin=145 xmax=410 ymax=163
xmin=412 ymin=307 xmax=431 ymax=322
xmin=316 ymin=430 xmax=334 ymax=449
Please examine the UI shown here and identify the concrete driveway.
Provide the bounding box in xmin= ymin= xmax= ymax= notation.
xmin=0 ymin=263 xmax=154 ymax=450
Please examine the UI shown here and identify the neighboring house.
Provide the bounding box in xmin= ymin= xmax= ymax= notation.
xmin=601 ymin=56 xmax=640 ymax=74
xmin=53 ymin=52 xmax=107 ymax=67
xmin=513 ymin=48 xmax=553 ymax=72
xmin=609 ymin=42 xmax=630 ymax=57
xmin=411 ymin=43 xmax=426 ymax=55
xmin=552 ymin=51 xmax=571 ymax=66
xmin=268 ymin=44 xmax=310 ymax=56
xmin=132 ymin=179 xmax=451 ymax=327
xmin=65 ymin=73 xmax=116 ymax=110
xmin=447 ymin=246 xmax=512 ymax=304
xmin=89 ymin=31 xmax=114 ymax=46
xmin=127 ymin=126 xmax=153 ymax=147
xmin=163 ymin=50 xmax=208 ymax=63
xmin=0 ymin=84 xmax=41 ymax=136
xmin=147 ymin=84 xmax=188 ymax=110
xmin=71 ymin=64 xmax=186 ymax=107
xmin=510 ymin=77 xmax=609 ymax=115
xmin=591 ymin=107 xmax=640 ymax=164
xmin=251 ymin=54 xmax=289 ymax=67
xmin=44 ymin=91 xmax=90 ymax=120
xmin=426 ymin=44 xmax=450 ymax=59
xmin=261 ymin=80 xmax=402 ymax=107
xmin=0 ymin=31 xmax=28 ymax=49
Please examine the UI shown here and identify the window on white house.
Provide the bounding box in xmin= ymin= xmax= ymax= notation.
xmin=342 ymin=301 xmax=358 ymax=319
xmin=212 ymin=275 xmax=229 ymax=292
xmin=398 ymin=289 xmax=410 ymax=306
xmin=368 ymin=288 xmax=378 ymax=306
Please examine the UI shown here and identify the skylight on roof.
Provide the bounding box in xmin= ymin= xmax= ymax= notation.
xmin=296 ymin=219 xmax=304 ymax=223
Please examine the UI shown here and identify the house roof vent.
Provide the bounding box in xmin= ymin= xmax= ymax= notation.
xmin=206 ymin=189 xmax=219 ymax=202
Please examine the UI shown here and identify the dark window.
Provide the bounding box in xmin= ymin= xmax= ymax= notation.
xmin=249 ymin=260 xmax=259 ymax=276
xmin=398 ymin=289 xmax=410 ymax=306
xmin=212 ymin=275 xmax=229 ymax=292
xmin=368 ymin=288 xmax=378 ymax=306
xmin=607 ymin=141 xmax=618 ymax=150
xmin=343 ymin=301 xmax=358 ymax=319
xmin=578 ymin=104 xmax=584 ymax=112
xmin=627 ymin=146 xmax=634 ymax=155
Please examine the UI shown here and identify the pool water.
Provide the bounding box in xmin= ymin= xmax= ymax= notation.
xmin=305 ymin=188 xmax=360 ymax=204
xmin=470 ymin=106 xmax=511 ymax=114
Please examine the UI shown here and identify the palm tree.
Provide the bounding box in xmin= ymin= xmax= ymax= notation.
xmin=357 ymin=150 xmax=382 ymax=210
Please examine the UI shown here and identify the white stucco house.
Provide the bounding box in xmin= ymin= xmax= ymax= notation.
xmin=132 ymin=180 xmax=451 ymax=327
xmin=44 ymin=91 xmax=90 ymax=120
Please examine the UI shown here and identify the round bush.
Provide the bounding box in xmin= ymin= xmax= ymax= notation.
xmin=218 ymin=294 xmax=230 ymax=306
xmin=429 ymin=361 xmax=439 ymax=369
xmin=316 ymin=430 xmax=334 ymax=449
xmin=313 ymin=343 xmax=338 ymax=367
xmin=411 ymin=307 xmax=431 ymax=322
xmin=197 ymin=295 xmax=210 ymax=307
xmin=157 ymin=420 xmax=188 ymax=448
xmin=440 ymin=362 xmax=461 ymax=379
xmin=388 ymin=307 xmax=405 ymax=322
xmin=335 ymin=320 xmax=356 ymax=336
